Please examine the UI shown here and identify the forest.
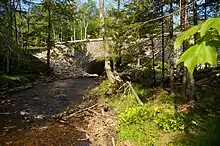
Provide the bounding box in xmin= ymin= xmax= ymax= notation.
xmin=0 ymin=0 xmax=220 ymax=145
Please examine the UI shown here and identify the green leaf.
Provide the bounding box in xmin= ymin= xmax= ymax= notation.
xmin=200 ymin=18 xmax=220 ymax=37
xmin=177 ymin=42 xmax=217 ymax=74
xmin=174 ymin=24 xmax=201 ymax=49
xmin=212 ymin=21 xmax=220 ymax=36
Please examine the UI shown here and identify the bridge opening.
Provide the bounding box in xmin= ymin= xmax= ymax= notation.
xmin=84 ymin=59 xmax=105 ymax=75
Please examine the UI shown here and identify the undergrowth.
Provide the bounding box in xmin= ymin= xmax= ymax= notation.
xmin=92 ymin=80 xmax=220 ymax=146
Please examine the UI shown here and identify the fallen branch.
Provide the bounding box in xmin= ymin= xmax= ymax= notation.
xmin=118 ymin=82 xmax=128 ymax=91
xmin=59 ymin=119 xmax=88 ymax=134
xmin=45 ymin=75 xmax=56 ymax=83
xmin=7 ymin=83 xmax=33 ymax=93
xmin=112 ymin=137 xmax=115 ymax=146
xmin=62 ymin=103 xmax=99 ymax=120
xmin=126 ymin=81 xmax=143 ymax=105
xmin=87 ymin=108 xmax=100 ymax=116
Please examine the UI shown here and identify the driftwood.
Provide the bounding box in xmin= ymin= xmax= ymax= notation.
xmin=62 ymin=103 xmax=99 ymax=120
xmin=7 ymin=84 xmax=33 ymax=93
xmin=1 ymin=83 xmax=33 ymax=95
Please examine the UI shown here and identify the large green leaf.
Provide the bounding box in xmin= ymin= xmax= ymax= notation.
xmin=174 ymin=24 xmax=201 ymax=49
xmin=200 ymin=18 xmax=220 ymax=37
xmin=177 ymin=42 xmax=217 ymax=74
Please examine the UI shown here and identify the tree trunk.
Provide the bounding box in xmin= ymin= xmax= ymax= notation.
xmin=60 ymin=28 xmax=63 ymax=42
xmin=180 ymin=0 xmax=188 ymax=32
xmin=13 ymin=0 xmax=20 ymax=67
xmin=46 ymin=0 xmax=52 ymax=68
xmin=7 ymin=0 xmax=13 ymax=73
xmin=161 ymin=3 xmax=165 ymax=88
xmin=137 ymin=58 xmax=140 ymax=68
xmin=151 ymin=37 xmax=156 ymax=84
xmin=180 ymin=0 xmax=188 ymax=98
xmin=26 ymin=5 xmax=30 ymax=50
xmin=117 ymin=0 xmax=120 ymax=17
xmin=191 ymin=1 xmax=198 ymax=101
xmin=74 ymin=21 xmax=76 ymax=40
xmin=114 ymin=0 xmax=121 ymax=72
xmin=13 ymin=0 xmax=18 ymax=48
xmin=204 ymin=0 xmax=208 ymax=69
xmin=80 ymin=24 xmax=83 ymax=40
xmin=100 ymin=0 xmax=115 ymax=83
xmin=169 ymin=0 xmax=174 ymax=91
xmin=53 ymin=27 xmax=56 ymax=42
xmin=205 ymin=0 xmax=207 ymax=20
xmin=84 ymin=24 xmax=88 ymax=40
xmin=193 ymin=1 xmax=198 ymax=40
xmin=19 ymin=0 xmax=23 ymax=49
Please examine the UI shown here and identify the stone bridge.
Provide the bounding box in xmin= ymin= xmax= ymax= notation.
xmin=36 ymin=36 xmax=177 ymax=76
xmin=55 ymin=38 xmax=108 ymax=75
xmin=54 ymin=35 xmax=178 ymax=75
xmin=80 ymin=38 xmax=107 ymax=75
xmin=85 ymin=38 xmax=106 ymax=62
xmin=59 ymin=36 xmax=172 ymax=75
xmin=65 ymin=38 xmax=107 ymax=62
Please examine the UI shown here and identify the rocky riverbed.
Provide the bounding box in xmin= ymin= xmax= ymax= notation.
xmin=0 ymin=77 xmax=115 ymax=146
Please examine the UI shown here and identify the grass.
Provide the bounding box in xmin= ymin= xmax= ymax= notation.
xmin=93 ymin=80 xmax=220 ymax=146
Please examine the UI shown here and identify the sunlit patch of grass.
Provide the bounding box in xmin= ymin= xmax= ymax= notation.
xmin=0 ymin=75 xmax=27 ymax=86
xmin=117 ymin=122 xmax=160 ymax=146
xmin=89 ymin=79 xmax=109 ymax=95
xmin=27 ymin=46 xmax=44 ymax=50
xmin=92 ymin=80 xmax=220 ymax=146
xmin=0 ymin=74 xmax=38 ymax=89
xmin=0 ymin=75 xmax=21 ymax=81
xmin=104 ymin=92 xmax=138 ymax=112
xmin=0 ymin=75 xmax=27 ymax=89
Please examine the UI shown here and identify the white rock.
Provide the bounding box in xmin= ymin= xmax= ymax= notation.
xmin=20 ymin=111 xmax=29 ymax=115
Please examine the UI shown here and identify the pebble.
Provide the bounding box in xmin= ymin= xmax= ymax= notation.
xmin=20 ymin=111 xmax=29 ymax=115
xmin=34 ymin=115 xmax=45 ymax=119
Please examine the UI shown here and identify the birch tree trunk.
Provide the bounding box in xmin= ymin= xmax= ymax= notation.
xmin=80 ymin=22 xmax=83 ymax=40
xmin=99 ymin=0 xmax=115 ymax=83
xmin=84 ymin=23 xmax=88 ymax=40
xmin=74 ymin=21 xmax=76 ymax=40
